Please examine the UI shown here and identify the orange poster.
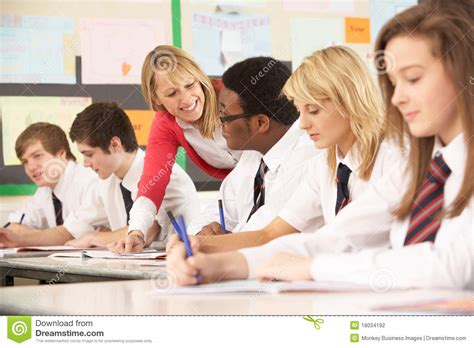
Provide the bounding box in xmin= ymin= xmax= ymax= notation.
xmin=345 ymin=17 xmax=370 ymax=44
xmin=124 ymin=109 xmax=154 ymax=145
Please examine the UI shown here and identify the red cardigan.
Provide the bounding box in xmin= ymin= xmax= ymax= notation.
xmin=137 ymin=109 xmax=232 ymax=210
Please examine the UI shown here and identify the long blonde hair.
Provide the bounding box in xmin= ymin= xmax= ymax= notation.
xmin=141 ymin=45 xmax=219 ymax=138
xmin=283 ymin=46 xmax=385 ymax=180
xmin=375 ymin=1 xmax=473 ymax=219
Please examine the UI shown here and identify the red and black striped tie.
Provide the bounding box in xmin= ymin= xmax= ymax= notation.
xmin=335 ymin=163 xmax=352 ymax=215
xmin=247 ymin=158 xmax=269 ymax=222
xmin=404 ymin=153 xmax=451 ymax=245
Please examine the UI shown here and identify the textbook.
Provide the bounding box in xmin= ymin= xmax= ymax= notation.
xmin=49 ymin=249 xmax=166 ymax=260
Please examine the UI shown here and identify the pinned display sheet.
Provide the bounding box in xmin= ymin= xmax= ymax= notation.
xmin=290 ymin=17 xmax=372 ymax=72
xmin=282 ymin=0 xmax=356 ymax=13
xmin=192 ymin=13 xmax=272 ymax=76
xmin=370 ymin=0 xmax=417 ymax=44
xmin=80 ymin=18 xmax=166 ymax=84
xmin=124 ymin=109 xmax=155 ymax=146
xmin=0 ymin=15 xmax=76 ymax=84
xmin=0 ymin=96 xmax=91 ymax=166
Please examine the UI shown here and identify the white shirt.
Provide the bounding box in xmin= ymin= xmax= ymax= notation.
xmin=128 ymin=120 xmax=241 ymax=237
xmin=279 ymin=138 xmax=406 ymax=232
xmin=176 ymin=117 xmax=242 ymax=169
xmin=242 ymin=134 xmax=473 ymax=289
xmin=241 ymin=138 xmax=408 ymax=275
xmin=8 ymin=161 xmax=98 ymax=229
xmin=64 ymin=149 xmax=202 ymax=240
xmin=190 ymin=121 xmax=321 ymax=233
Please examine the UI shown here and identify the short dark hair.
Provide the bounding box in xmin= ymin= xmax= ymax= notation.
xmin=16 ymin=122 xmax=76 ymax=161
xmin=70 ymin=102 xmax=138 ymax=153
xmin=222 ymin=57 xmax=298 ymax=126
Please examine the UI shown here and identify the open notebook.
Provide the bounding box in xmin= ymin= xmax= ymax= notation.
xmin=149 ymin=279 xmax=391 ymax=295
xmin=49 ymin=249 xmax=166 ymax=260
xmin=0 ymin=245 xmax=104 ymax=257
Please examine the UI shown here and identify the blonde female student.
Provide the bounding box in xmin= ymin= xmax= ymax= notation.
xmin=166 ymin=45 xmax=409 ymax=279
xmin=111 ymin=45 xmax=241 ymax=253
xmin=168 ymin=1 xmax=473 ymax=289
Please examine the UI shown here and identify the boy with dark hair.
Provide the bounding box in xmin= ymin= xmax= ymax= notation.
xmin=65 ymin=102 xmax=200 ymax=248
xmin=188 ymin=57 xmax=321 ymax=243
xmin=0 ymin=122 xmax=99 ymax=247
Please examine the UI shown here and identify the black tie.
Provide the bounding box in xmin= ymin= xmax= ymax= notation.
xmin=335 ymin=163 xmax=352 ymax=215
xmin=52 ymin=193 xmax=63 ymax=225
xmin=247 ymin=159 xmax=269 ymax=222
xmin=120 ymin=182 xmax=133 ymax=224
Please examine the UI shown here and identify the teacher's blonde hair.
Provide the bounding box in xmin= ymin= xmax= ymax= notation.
xmin=141 ymin=45 xmax=219 ymax=138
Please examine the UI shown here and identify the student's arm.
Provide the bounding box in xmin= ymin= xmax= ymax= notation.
xmin=196 ymin=217 xmax=299 ymax=253
xmin=0 ymin=224 xmax=73 ymax=248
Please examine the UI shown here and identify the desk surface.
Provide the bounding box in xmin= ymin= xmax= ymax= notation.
xmin=0 ymin=256 xmax=166 ymax=284
xmin=0 ymin=278 xmax=470 ymax=315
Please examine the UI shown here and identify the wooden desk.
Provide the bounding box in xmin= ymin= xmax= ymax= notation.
xmin=0 ymin=256 xmax=166 ymax=287
xmin=0 ymin=278 xmax=471 ymax=315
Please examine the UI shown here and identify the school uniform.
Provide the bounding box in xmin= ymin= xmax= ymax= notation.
xmin=63 ymin=149 xmax=201 ymax=240
xmin=241 ymin=134 xmax=473 ymax=289
xmin=190 ymin=121 xmax=322 ymax=234
xmin=8 ymin=161 xmax=98 ymax=229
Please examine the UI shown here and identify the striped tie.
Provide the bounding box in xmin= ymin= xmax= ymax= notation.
xmin=335 ymin=163 xmax=352 ymax=215
xmin=247 ymin=158 xmax=269 ymax=222
xmin=404 ymin=153 xmax=451 ymax=245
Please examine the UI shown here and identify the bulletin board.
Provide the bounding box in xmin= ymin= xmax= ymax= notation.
xmin=0 ymin=0 xmax=418 ymax=196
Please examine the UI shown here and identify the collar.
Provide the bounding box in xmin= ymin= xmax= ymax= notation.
xmin=120 ymin=149 xmax=145 ymax=192
xmin=263 ymin=121 xmax=303 ymax=172
xmin=335 ymin=144 xmax=361 ymax=175
xmin=432 ymin=133 xmax=466 ymax=177
xmin=175 ymin=116 xmax=195 ymax=130
xmin=53 ymin=161 xmax=76 ymax=201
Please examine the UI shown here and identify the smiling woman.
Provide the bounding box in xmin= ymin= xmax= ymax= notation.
xmin=115 ymin=45 xmax=242 ymax=253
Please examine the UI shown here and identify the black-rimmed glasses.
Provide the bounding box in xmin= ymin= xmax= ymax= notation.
xmin=219 ymin=112 xmax=257 ymax=124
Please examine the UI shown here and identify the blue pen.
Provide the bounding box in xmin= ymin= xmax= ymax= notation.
xmin=167 ymin=211 xmax=201 ymax=284
xmin=3 ymin=213 xmax=24 ymax=228
xmin=218 ymin=199 xmax=227 ymax=233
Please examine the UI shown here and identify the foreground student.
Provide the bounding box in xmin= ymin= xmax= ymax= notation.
xmin=168 ymin=1 xmax=473 ymax=289
xmin=192 ymin=56 xmax=319 ymax=236
xmin=170 ymin=45 xmax=406 ymax=255
xmin=64 ymin=102 xmax=200 ymax=248
xmin=0 ymin=123 xmax=98 ymax=247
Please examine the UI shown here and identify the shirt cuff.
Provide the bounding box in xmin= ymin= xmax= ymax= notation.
xmin=128 ymin=196 xmax=157 ymax=238
xmin=63 ymin=215 xmax=95 ymax=239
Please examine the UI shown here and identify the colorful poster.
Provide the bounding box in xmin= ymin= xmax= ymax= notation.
xmin=290 ymin=17 xmax=345 ymax=71
xmin=192 ymin=13 xmax=272 ymax=76
xmin=1 ymin=97 xmax=91 ymax=165
xmin=80 ymin=18 xmax=166 ymax=84
xmin=124 ymin=109 xmax=155 ymax=146
xmin=0 ymin=15 xmax=76 ymax=84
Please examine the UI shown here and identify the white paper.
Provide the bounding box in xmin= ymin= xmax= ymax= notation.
xmin=50 ymin=249 xmax=166 ymax=260
xmin=150 ymin=279 xmax=389 ymax=295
